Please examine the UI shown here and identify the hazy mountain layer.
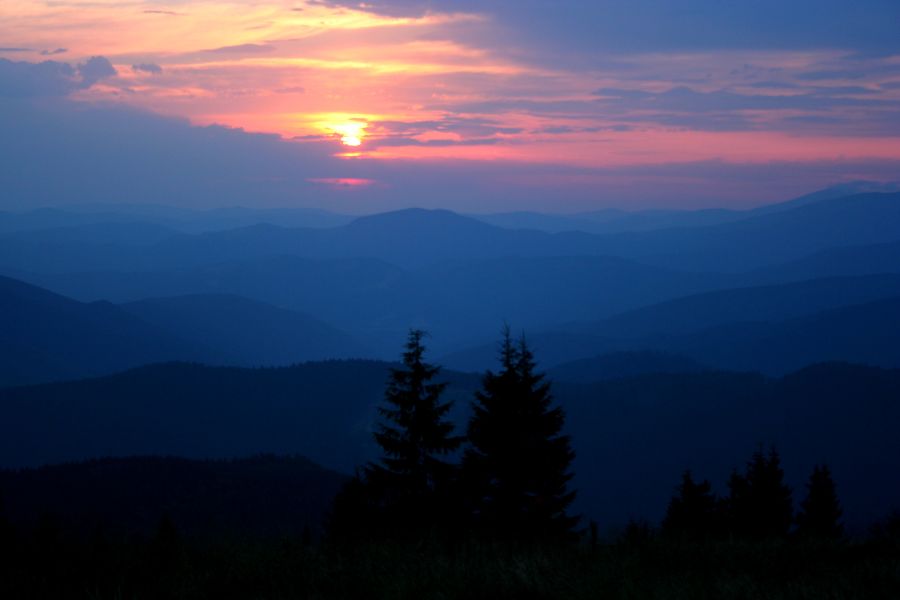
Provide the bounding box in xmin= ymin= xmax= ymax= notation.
xmin=122 ymin=294 xmax=368 ymax=366
xmin=444 ymin=294 xmax=900 ymax=374
xmin=0 ymin=276 xmax=368 ymax=386
xmin=2 ymin=192 xmax=898 ymax=275
xmin=0 ymin=275 xmax=216 ymax=387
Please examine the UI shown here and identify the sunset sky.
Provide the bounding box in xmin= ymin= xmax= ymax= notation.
xmin=2 ymin=0 xmax=900 ymax=212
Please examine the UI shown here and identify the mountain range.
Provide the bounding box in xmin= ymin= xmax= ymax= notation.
xmin=2 ymin=187 xmax=898 ymax=358
xmin=5 ymin=267 xmax=900 ymax=386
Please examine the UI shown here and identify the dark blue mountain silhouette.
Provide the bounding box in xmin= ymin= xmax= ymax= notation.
xmin=121 ymin=294 xmax=368 ymax=365
xmin=444 ymin=278 xmax=900 ymax=373
xmin=577 ymin=273 xmax=900 ymax=338
xmin=8 ymin=254 xmax=718 ymax=357
xmin=601 ymin=192 xmax=900 ymax=271
xmin=547 ymin=351 xmax=708 ymax=383
xmin=471 ymin=182 xmax=900 ymax=234
xmin=749 ymin=240 xmax=900 ymax=283
xmin=0 ymin=275 xmax=369 ymax=386
xmin=0 ymin=275 xmax=216 ymax=387
xmin=653 ymin=296 xmax=900 ymax=374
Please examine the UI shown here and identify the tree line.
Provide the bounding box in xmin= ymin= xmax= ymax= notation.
xmin=330 ymin=328 xmax=845 ymax=544
xmin=662 ymin=448 xmax=843 ymax=542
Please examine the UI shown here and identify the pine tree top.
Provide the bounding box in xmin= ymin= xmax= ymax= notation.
xmin=369 ymin=329 xmax=462 ymax=491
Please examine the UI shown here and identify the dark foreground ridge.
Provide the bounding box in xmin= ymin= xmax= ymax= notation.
xmin=0 ymin=455 xmax=347 ymax=539
xmin=2 ymin=359 xmax=899 ymax=530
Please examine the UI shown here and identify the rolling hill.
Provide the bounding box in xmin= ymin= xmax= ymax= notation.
xmin=653 ymin=296 xmax=900 ymax=374
xmin=0 ymin=275 xmax=215 ymax=387
xmin=749 ymin=240 xmax=900 ymax=284
xmin=121 ymin=294 xmax=367 ymax=365
xmin=547 ymin=351 xmax=708 ymax=383
xmin=574 ymin=273 xmax=900 ymax=339
xmin=0 ymin=276 xmax=373 ymax=386
xmin=445 ymin=280 xmax=900 ymax=373
xmin=600 ymin=192 xmax=900 ymax=271
xmin=8 ymin=253 xmax=721 ymax=357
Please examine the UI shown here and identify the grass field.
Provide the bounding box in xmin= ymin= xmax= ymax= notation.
xmin=3 ymin=524 xmax=899 ymax=599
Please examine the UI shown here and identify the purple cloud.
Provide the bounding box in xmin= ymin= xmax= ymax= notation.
xmin=0 ymin=56 xmax=116 ymax=98
xmin=0 ymin=58 xmax=76 ymax=97
xmin=132 ymin=63 xmax=163 ymax=75
xmin=77 ymin=56 xmax=117 ymax=88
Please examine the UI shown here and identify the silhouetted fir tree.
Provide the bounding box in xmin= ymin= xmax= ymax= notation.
xmin=662 ymin=470 xmax=719 ymax=540
xmin=464 ymin=329 xmax=578 ymax=542
xmin=364 ymin=329 xmax=463 ymax=534
xmin=796 ymin=464 xmax=843 ymax=539
xmin=727 ymin=447 xmax=793 ymax=539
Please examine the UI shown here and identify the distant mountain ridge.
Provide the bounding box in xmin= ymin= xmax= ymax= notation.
xmin=6 ymin=254 xmax=720 ymax=357
xmin=0 ymin=275 xmax=216 ymax=387
xmin=472 ymin=181 xmax=900 ymax=234
xmin=747 ymin=240 xmax=900 ymax=284
xmin=121 ymin=294 xmax=368 ymax=366
xmin=3 ymin=190 xmax=899 ymax=275
xmin=660 ymin=296 xmax=900 ymax=374
xmin=444 ymin=278 xmax=900 ymax=374
xmin=547 ymin=351 xmax=709 ymax=383
xmin=0 ymin=276 xmax=367 ymax=387
xmin=748 ymin=180 xmax=900 ymax=215
xmin=574 ymin=273 xmax=900 ymax=339
xmin=600 ymin=191 xmax=900 ymax=271
xmin=7 ymin=269 xmax=900 ymax=386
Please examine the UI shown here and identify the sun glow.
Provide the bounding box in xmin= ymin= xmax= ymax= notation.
xmin=328 ymin=121 xmax=368 ymax=147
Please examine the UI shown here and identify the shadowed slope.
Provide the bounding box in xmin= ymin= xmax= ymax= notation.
xmin=0 ymin=275 xmax=217 ymax=387
xmin=121 ymin=294 xmax=369 ymax=365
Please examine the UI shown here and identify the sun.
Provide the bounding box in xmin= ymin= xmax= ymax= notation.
xmin=329 ymin=121 xmax=367 ymax=147
xmin=312 ymin=114 xmax=373 ymax=149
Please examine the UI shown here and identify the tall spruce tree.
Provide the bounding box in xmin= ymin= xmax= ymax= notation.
xmin=796 ymin=464 xmax=843 ymax=539
xmin=727 ymin=447 xmax=793 ymax=539
xmin=464 ymin=328 xmax=578 ymax=541
xmin=662 ymin=470 xmax=719 ymax=540
xmin=366 ymin=329 xmax=462 ymax=532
